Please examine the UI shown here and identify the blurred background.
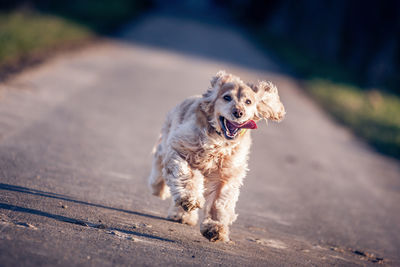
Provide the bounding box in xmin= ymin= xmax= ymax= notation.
xmin=0 ymin=0 xmax=399 ymax=158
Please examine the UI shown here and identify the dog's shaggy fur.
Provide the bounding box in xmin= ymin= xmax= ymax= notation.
xmin=149 ymin=71 xmax=285 ymax=242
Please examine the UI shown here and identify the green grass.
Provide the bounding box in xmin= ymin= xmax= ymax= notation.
xmin=258 ymin=33 xmax=400 ymax=158
xmin=0 ymin=10 xmax=93 ymax=69
xmin=307 ymin=79 xmax=400 ymax=158
xmin=0 ymin=1 xmax=149 ymax=77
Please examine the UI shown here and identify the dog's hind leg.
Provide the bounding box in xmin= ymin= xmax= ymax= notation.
xmin=148 ymin=143 xmax=170 ymax=200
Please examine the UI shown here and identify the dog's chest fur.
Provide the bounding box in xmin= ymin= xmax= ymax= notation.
xmin=181 ymin=137 xmax=243 ymax=176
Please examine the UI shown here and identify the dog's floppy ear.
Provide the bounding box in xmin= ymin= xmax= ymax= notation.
xmin=201 ymin=70 xmax=231 ymax=114
xmin=206 ymin=70 xmax=232 ymax=97
xmin=210 ymin=70 xmax=229 ymax=88
xmin=251 ymin=81 xmax=285 ymax=123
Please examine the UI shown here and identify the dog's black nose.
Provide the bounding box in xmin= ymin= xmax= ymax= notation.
xmin=232 ymin=108 xmax=243 ymax=119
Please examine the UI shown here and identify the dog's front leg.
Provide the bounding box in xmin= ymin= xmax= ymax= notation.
xmin=201 ymin=172 xmax=243 ymax=242
xmin=162 ymin=150 xmax=205 ymax=212
xmin=167 ymin=198 xmax=199 ymax=226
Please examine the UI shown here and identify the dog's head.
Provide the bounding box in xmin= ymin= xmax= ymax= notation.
xmin=201 ymin=70 xmax=285 ymax=140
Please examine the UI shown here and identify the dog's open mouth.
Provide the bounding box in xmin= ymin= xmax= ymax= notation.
xmin=219 ymin=116 xmax=257 ymax=139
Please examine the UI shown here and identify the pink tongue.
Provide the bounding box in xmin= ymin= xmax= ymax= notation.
xmin=239 ymin=120 xmax=257 ymax=129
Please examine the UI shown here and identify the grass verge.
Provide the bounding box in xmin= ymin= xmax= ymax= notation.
xmin=307 ymin=79 xmax=400 ymax=158
xmin=0 ymin=10 xmax=93 ymax=79
xmin=259 ymin=33 xmax=400 ymax=159
xmin=0 ymin=1 xmax=149 ymax=80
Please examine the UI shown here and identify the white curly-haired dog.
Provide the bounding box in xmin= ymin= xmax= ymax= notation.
xmin=149 ymin=71 xmax=285 ymax=242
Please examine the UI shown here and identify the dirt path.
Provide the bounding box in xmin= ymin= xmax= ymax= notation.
xmin=0 ymin=11 xmax=399 ymax=266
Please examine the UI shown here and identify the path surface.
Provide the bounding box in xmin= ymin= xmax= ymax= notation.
xmin=1 ymin=11 xmax=399 ymax=266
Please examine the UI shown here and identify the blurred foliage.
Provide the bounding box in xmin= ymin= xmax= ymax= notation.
xmin=307 ymin=80 xmax=400 ymax=158
xmin=220 ymin=0 xmax=400 ymax=95
xmin=0 ymin=0 xmax=150 ymax=77
xmin=257 ymin=33 xmax=356 ymax=84
xmin=0 ymin=10 xmax=92 ymax=67
xmin=28 ymin=0 xmax=150 ymax=33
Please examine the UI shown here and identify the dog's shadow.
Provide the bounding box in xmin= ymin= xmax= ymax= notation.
xmin=0 ymin=183 xmax=174 ymax=243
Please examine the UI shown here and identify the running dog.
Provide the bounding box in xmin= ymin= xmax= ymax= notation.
xmin=148 ymin=70 xmax=285 ymax=242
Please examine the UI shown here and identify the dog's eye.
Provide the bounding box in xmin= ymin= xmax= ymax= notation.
xmin=223 ymin=95 xmax=232 ymax=102
xmin=245 ymin=99 xmax=252 ymax=105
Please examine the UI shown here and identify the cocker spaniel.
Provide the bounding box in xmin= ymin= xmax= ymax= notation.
xmin=149 ymin=70 xmax=285 ymax=242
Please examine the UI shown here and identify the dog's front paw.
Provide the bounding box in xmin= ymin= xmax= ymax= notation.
xmin=175 ymin=194 xmax=204 ymax=212
xmin=200 ymin=220 xmax=229 ymax=242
